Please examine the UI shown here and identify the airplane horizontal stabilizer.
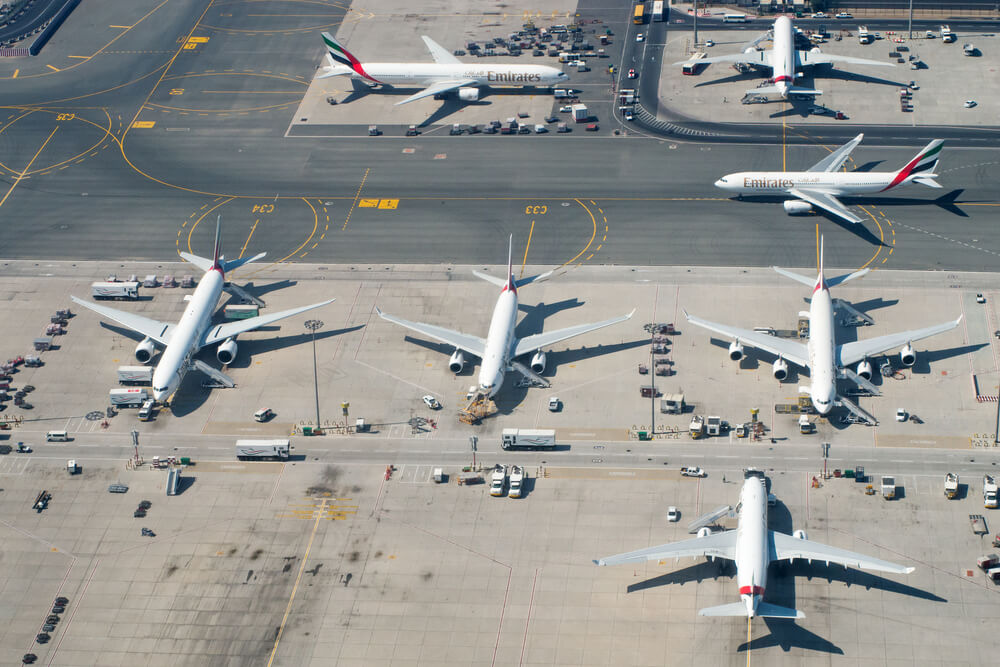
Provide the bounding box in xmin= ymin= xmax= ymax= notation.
xmin=911 ymin=176 xmax=942 ymax=188
xmin=220 ymin=252 xmax=266 ymax=274
xmin=698 ymin=602 xmax=749 ymax=617
xmin=472 ymin=269 xmax=554 ymax=289
xmin=825 ymin=267 xmax=870 ymax=288
xmin=755 ymin=602 xmax=805 ymax=619
xmin=773 ymin=266 xmax=814 ymax=287
xmin=788 ymin=85 xmax=822 ymax=96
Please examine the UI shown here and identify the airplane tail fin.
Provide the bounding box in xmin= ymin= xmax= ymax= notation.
xmin=472 ymin=234 xmax=555 ymax=291
xmin=179 ymin=216 xmax=267 ymax=276
xmin=884 ymin=139 xmax=944 ymax=191
xmin=211 ymin=215 xmax=223 ymax=272
xmin=504 ymin=234 xmax=516 ymax=293
xmin=815 ymin=234 xmax=826 ymax=292
xmin=321 ymin=32 xmax=376 ymax=82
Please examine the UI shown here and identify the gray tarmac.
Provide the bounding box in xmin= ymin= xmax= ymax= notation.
xmin=1 ymin=263 xmax=1000 ymax=665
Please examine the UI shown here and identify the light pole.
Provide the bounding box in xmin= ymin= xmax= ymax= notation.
xmin=305 ymin=319 xmax=324 ymax=434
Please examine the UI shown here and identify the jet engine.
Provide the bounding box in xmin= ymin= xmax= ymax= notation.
xmin=793 ymin=529 xmax=808 ymax=541
xmin=530 ymin=351 xmax=547 ymax=374
xmin=217 ymin=337 xmax=238 ymax=365
xmin=900 ymin=343 xmax=916 ymax=367
xmin=729 ymin=340 xmax=744 ymax=362
xmin=449 ymin=350 xmax=466 ymax=373
xmin=857 ymin=359 xmax=873 ymax=380
xmin=783 ymin=200 xmax=813 ymax=215
xmin=458 ymin=87 xmax=480 ymax=101
xmin=697 ymin=527 xmax=713 ymax=538
xmin=134 ymin=337 xmax=155 ymax=364
xmin=772 ymin=357 xmax=789 ymax=381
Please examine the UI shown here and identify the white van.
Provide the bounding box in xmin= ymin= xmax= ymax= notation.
xmin=46 ymin=430 xmax=69 ymax=442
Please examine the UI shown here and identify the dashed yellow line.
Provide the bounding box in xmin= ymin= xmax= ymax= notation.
xmin=46 ymin=64 xmax=60 ymax=72
xmin=342 ymin=168 xmax=370 ymax=231
xmin=239 ymin=219 xmax=259 ymax=259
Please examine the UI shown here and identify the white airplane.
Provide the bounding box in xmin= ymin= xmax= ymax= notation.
xmin=683 ymin=237 xmax=960 ymax=423
xmin=318 ymin=32 xmax=569 ymax=105
xmin=71 ymin=220 xmax=335 ymax=403
xmin=715 ymin=134 xmax=944 ymax=224
xmin=675 ymin=16 xmax=892 ymax=98
xmin=375 ymin=237 xmax=634 ymax=398
xmin=595 ymin=470 xmax=914 ymax=618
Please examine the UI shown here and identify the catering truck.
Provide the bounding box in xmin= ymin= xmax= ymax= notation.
xmin=985 ymin=474 xmax=998 ymax=509
xmin=91 ymin=281 xmax=139 ymax=300
xmin=117 ymin=366 xmax=154 ymax=385
xmin=236 ymin=439 xmax=290 ymax=461
xmin=109 ymin=387 xmax=150 ymax=408
xmin=944 ymin=473 xmax=959 ymax=499
xmin=881 ymin=475 xmax=896 ymax=500
xmin=501 ymin=429 xmax=556 ymax=450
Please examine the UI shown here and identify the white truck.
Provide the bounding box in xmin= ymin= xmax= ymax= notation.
xmin=91 ymin=281 xmax=139 ymax=300
xmin=571 ymin=103 xmax=589 ymax=123
xmin=109 ymin=387 xmax=150 ymax=408
xmin=235 ymin=439 xmax=290 ymax=461
xmin=858 ymin=26 xmax=872 ymax=44
xmin=985 ymin=475 xmax=998 ymax=509
xmin=881 ymin=475 xmax=896 ymax=500
xmin=501 ymin=428 xmax=556 ymax=450
xmin=508 ymin=465 xmax=524 ymax=498
xmin=490 ymin=464 xmax=507 ymax=496
xmin=944 ymin=473 xmax=959 ymax=499
xmin=117 ymin=366 xmax=154 ymax=385
xmin=941 ymin=25 xmax=955 ymax=43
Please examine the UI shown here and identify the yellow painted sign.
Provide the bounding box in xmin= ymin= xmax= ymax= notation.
xmin=358 ymin=199 xmax=379 ymax=208
xmin=132 ymin=121 xmax=156 ymax=128
xmin=377 ymin=199 xmax=398 ymax=209
xmin=187 ymin=36 xmax=210 ymax=43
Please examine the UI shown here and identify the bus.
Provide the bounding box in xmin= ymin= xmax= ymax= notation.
xmin=633 ymin=3 xmax=645 ymax=24
xmin=723 ymin=13 xmax=749 ymax=23
xmin=652 ymin=0 xmax=664 ymax=22
xmin=682 ymin=52 xmax=706 ymax=75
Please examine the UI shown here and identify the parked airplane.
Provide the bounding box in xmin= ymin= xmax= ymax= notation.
xmin=683 ymin=237 xmax=960 ymax=423
xmin=71 ymin=220 xmax=335 ymax=402
xmin=375 ymin=236 xmax=633 ymax=398
xmin=675 ymin=16 xmax=892 ymax=98
xmin=595 ymin=470 xmax=914 ymax=618
xmin=318 ymin=32 xmax=569 ymax=105
xmin=715 ymin=134 xmax=944 ymax=223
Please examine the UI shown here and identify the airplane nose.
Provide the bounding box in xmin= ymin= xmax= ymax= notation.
xmin=714 ymin=179 xmax=726 ymax=188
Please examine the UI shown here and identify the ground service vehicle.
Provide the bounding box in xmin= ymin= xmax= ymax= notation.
xmin=723 ymin=14 xmax=748 ymax=23
xmin=501 ymin=429 xmax=556 ymax=450
xmin=138 ymin=400 xmax=154 ymax=421
xmin=651 ymin=1 xmax=664 ymax=22
xmin=681 ymin=466 xmax=706 ymax=477
xmin=881 ymin=476 xmax=896 ymax=499
xmin=682 ymin=52 xmax=706 ymax=75
xmin=253 ymin=407 xmax=275 ymax=422
xmin=667 ymin=506 xmax=680 ymax=521
xmin=941 ymin=25 xmax=955 ymax=42
xmin=46 ymin=431 xmax=69 ymax=442
xmin=236 ymin=439 xmax=290 ymax=460
xmin=91 ymin=282 xmax=139 ymax=300
xmin=109 ymin=388 xmax=150 ymax=408
xmin=508 ymin=466 xmax=524 ymax=498
xmin=490 ymin=464 xmax=507 ymax=496
xmin=858 ymin=26 xmax=872 ymax=44
xmin=571 ymin=103 xmax=588 ymax=122
xmin=985 ymin=475 xmax=998 ymax=508
xmin=117 ymin=366 xmax=153 ymax=385
xmin=944 ymin=473 xmax=959 ymax=499
xmin=633 ymin=4 xmax=644 ymax=24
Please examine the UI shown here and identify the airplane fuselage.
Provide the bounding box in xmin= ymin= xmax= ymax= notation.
xmin=735 ymin=476 xmax=769 ymax=617
xmin=346 ymin=63 xmax=567 ymax=88
xmin=151 ymin=268 xmax=224 ymax=401
xmin=479 ymin=287 xmax=518 ymax=397
xmin=807 ymin=283 xmax=838 ymax=414
xmin=716 ymin=171 xmax=910 ymax=196
xmin=771 ymin=15 xmax=796 ymax=97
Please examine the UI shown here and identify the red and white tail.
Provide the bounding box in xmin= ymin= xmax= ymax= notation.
xmin=880 ymin=139 xmax=944 ymax=192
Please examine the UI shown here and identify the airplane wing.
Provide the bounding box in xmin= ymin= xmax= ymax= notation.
xmin=595 ymin=530 xmax=738 ymax=566
xmin=69 ymin=296 xmax=174 ymax=346
xmin=807 ymin=133 xmax=864 ymax=173
xmin=770 ymin=530 xmax=914 ymax=574
xmin=421 ymin=35 xmax=462 ymax=65
xmin=673 ymin=49 xmax=769 ymax=67
xmin=799 ymin=51 xmax=895 ymax=68
xmin=683 ymin=310 xmax=809 ymax=367
xmin=836 ymin=316 xmax=962 ymax=367
xmin=394 ymin=78 xmax=479 ymax=106
xmin=200 ymin=299 xmax=336 ymax=347
xmin=375 ymin=307 xmax=486 ymax=357
xmin=511 ymin=310 xmax=634 ymax=357
xmin=786 ymin=187 xmax=863 ymax=224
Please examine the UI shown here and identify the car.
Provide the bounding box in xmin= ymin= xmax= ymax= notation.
xmin=977 ymin=293 xmax=987 ymax=303
xmin=16 ymin=442 xmax=31 ymax=453
xmin=54 ymin=597 xmax=68 ymax=606
xmin=422 ymin=395 xmax=441 ymax=410
xmin=965 ymin=100 xmax=978 ymax=108
xmin=874 ymin=32 xmax=882 ymax=39
xmin=896 ymin=408 xmax=908 ymax=422
xmin=705 ymin=39 xmax=715 ymax=47
xmin=635 ymin=33 xmax=644 ymax=42
xmin=139 ymin=500 xmax=152 ymax=510
xmin=908 ymin=80 xmax=919 ymax=90
xmin=812 ymin=12 xmax=827 ymax=18
xmin=559 ymin=105 xmax=573 ymax=112
xmin=835 ymin=12 xmax=852 ymax=19
xmin=548 ymin=397 xmax=561 ymax=412
xmin=623 ymin=109 xmax=634 ymax=121
xmin=667 ymin=506 xmax=680 ymax=522
xmin=51 ymin=606 xmax=64 ymax=614
xmin=133 ymin=508 xmax=146 ymax=518
xmin=680 ymin=466 xmax=707 ymax=478
xmin=627 ymin=68 xmax=636 ymax=78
